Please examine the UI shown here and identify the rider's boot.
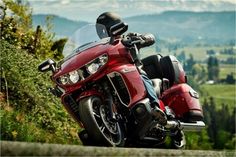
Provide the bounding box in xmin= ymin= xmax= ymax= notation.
xmin=151 ymin=103 xmax=167 ymax=126
xmin=165 ymin=106 xmax=175 ymax=119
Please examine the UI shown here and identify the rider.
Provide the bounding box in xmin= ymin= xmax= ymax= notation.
xmin=96 ymin=12 xmax=167 ymax=125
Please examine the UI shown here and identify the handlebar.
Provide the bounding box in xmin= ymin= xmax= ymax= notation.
xmin=141 ymin=34 xmax=155 ymax=47
xmin=121 ymin=34 xmax=155 ymax=48
xmin=121 ymin=33 xmax=155 ymax=65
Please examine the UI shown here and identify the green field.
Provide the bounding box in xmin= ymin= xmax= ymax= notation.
xmin=169 ymin=46 xmax=234 ymax=62
xmin=200 ymin=84 xmax=236 ymax=109
xmin=142 ymin=45 xmax=235 ymax=79
xmin=220 ymin=64 xmax=236 ymax=79
xmin=142 ymin=45 xmax=235 ymax=60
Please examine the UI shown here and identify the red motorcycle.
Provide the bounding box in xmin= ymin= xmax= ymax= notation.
xmin=38 ymin=22 xmax=205 ymax=148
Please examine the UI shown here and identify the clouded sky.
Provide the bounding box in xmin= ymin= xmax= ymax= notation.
xmin=27 ymin=0 xmax=236 ymax=22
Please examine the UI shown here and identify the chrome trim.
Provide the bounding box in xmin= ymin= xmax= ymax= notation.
xmin=180 ymin=121 xmax=205 ymax=131
xmin=164 ymin=120 xmax=205 ymax=132
xmin=78 ymin=69 xmax=85 ymax=81
xmin=107 ymin=72 xmax=131 ymax=107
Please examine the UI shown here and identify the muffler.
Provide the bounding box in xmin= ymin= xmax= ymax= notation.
xmin=165 ymin=120 xmax=205 ymax=132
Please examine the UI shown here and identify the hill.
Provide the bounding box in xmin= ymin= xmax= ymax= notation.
xmin=125 ymin=11 xmax=235 ymax=45
xmin=32 ymin=11 xmax=235 ymax=45
xmin=32 ymin=14 xmax=88 ymax=37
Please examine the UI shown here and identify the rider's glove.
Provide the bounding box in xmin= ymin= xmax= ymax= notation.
xmin=126 ymin=32 xmax=155 ymax=49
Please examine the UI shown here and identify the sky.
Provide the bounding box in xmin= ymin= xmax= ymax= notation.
xmin=5 ymin=0 xmax=236 ymax=22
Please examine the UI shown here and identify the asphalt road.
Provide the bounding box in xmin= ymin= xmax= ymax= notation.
xmin=1 ymin=141 xmax=235 ymax=156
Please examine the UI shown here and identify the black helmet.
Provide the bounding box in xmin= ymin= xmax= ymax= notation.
xmin=96 ymin=12 xmax=122 ymax=36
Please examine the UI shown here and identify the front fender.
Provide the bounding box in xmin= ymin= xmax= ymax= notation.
xmin=61 ymin=90 xmax=103 ymax=128
xmin=76 ymin=89 xmax=103 ymax=102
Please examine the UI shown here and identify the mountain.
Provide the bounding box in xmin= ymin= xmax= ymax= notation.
xmin=32 ymin=14 xmax=88 ymax=37
xmin=124 ymin=11 xmax=235 ymax=44
xmin=32 ymin=11 xmax=235 ymax=44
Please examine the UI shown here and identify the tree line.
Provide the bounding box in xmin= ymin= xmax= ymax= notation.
xmin=176 ymin=51 xmax=235 ymax=84
xmin=0 ymin=0 xmax=66 ymax=61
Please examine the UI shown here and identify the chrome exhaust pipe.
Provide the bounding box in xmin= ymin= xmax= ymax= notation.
xmin=180 ymin=121 xmax=205 ymax=131
xmin=165 ymin=120 xmax=205 ymax=132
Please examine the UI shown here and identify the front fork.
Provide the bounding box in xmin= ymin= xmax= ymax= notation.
xmin=102 ymin=82 xmax=117 ymax=121
xmin=74 ymin=81 xmax=120 ymax=123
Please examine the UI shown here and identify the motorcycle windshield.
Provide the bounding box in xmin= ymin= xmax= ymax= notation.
xmin=62 ymin=24 xmax=109 ymax=58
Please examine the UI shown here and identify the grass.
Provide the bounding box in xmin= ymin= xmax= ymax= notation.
xmin=219 ymin=64 xmax=236 ymax=79
xmin=0 ymin=41 xmax=81 ymax=145
xmin=174 ymin=46 xmax=234 ymax=61
xmin=141 ymin=45 xmax=235 ymax=62
xmin=200 ymin=84 xmax=236 ymax=110
xmin=0 ymin=94 xmax=81 ymax=144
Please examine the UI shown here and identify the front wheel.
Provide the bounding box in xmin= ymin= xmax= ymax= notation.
xmin=79 ymin=96 xmax=125 ymax=146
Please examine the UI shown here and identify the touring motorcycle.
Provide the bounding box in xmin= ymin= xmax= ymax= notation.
xmin=38 ymin=22 xmax=205 ymax=148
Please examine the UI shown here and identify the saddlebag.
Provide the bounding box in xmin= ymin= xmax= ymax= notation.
xmin=161 ymin=83 xmax=203 ymax=122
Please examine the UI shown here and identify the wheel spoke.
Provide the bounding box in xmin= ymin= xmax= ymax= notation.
xmin=93 ymin=111 xmax=101 ymax=118
xmin=99 ymin=125 xmax=106 ymax=133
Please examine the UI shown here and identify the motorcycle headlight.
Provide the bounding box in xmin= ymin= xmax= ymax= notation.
xmin=57 ymin=54 xmax=108 ymax=85
xmin=60 ymin=75 xmax=70 ymax=85
xmin=86 ymin=54 xmax=108 ymax=74
xmin=59 ymin=70 xmax=80 ymax=85
xmin=87 ymin=63 xmax=100 ymax=74
xmin=69 ymin=70 xmax=80 ymax=83
xmin=99 ymin=54 xmax=108 ymax=65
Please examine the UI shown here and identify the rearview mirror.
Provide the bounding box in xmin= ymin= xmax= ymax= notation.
xmin=38 ymin=59 xmax=56 ymax=72
xmin=110 ymin=22 xmax=128 ymax=37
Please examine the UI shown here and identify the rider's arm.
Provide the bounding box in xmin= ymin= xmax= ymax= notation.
xmin=126 ymin=32 xmax=155 ymax=49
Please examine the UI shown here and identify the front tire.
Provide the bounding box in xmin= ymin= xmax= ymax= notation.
xmin=79 ymin=96 xmax=125 ymax=146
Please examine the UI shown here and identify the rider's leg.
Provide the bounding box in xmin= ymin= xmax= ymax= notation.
xmin=141 ymin=74 xmax=167 ymax=125
xmin=140 ymin=74 xmax=159 ymax=104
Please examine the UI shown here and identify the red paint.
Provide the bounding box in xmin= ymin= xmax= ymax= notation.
xmin=161 ymin=83 xmax=203 ymax=119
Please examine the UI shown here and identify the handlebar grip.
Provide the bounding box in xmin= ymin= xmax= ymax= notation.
xmin=121 ymin=33 xmax=155 ymax=48
xmin=140 ymin=34 xmax=155 ymax=47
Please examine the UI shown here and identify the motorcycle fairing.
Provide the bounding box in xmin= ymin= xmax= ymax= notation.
xmin=106 ymin=64 xmax=146 ymax=108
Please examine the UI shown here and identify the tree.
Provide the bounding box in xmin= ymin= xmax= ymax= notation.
xmin=192 ymin=63 xmax=207 ymax=83
xmin=177 ymin=51 xmax=186 ymax=63
xmin=225 ymin=73 xmax=235 ymax=84
xmin=202 ymin=97 xmax=235 ymax=149
xmin=207 ymin=56 xmax=219 ymax=81
xmin=184 ymin=54 xmax=196 ymax=72
xmin=3 ymin=0 xmax=32 ymax=30
xmin=206 ymin=50 xmax=216 ymax=56
xmin=1 ymin=0 xmax=64 ymax=60
xmin=51 ymin=38 xmax=67 ymax=60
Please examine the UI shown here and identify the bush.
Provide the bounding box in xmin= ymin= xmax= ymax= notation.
xmin=0 ymin=0 xmax=63 ymax=60
xmin=0 ymin=41 xmax=81 ymax=144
